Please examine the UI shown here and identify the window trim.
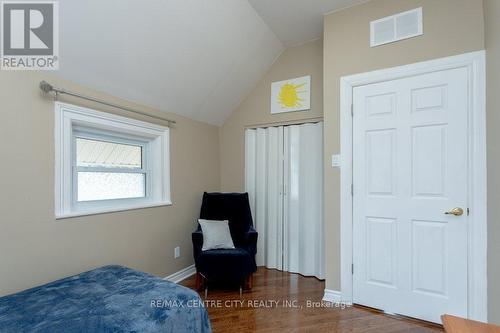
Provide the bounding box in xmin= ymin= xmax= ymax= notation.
xmin=55 ymin=102 xmax=171 ymax=219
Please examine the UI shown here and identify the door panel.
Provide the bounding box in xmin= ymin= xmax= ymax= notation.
xmin=412 ymin=125 xmax=447 ymax=197
xmin=366 ymin=129 xmax=396 ymax=196
xmin=353 ymin=68 xmax=469 ymax=323
xmin=365 ymin=217 xmax=397 ymax=288
xmin=411 ymin=219 xmax=447 ymax=297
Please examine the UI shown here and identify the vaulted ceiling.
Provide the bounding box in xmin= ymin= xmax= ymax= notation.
xmin=248 ymin=0 xmax=367 ymax=46
xmin=56 ymin=0 xmax=365 ymax=125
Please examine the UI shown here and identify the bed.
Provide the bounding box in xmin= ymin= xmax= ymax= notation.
xmin=0 ymin=265 xmax=211 ymax=333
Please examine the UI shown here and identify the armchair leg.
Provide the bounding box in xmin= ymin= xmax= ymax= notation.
xmin=244 ymin=273 xmax=253 ymax=290
xmin=195 ymin=272 xmax=203 ymax=291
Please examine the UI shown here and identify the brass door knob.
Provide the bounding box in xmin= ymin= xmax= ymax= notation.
xmin=444 ymin=207 xmax=464 ymax=216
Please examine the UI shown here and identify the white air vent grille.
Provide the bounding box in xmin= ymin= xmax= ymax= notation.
xmin=370 ymin=8 xmax=423 ymax=47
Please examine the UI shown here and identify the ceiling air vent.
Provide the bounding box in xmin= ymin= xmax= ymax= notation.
xmin=370 ymin=7 xmax=423 ymax=47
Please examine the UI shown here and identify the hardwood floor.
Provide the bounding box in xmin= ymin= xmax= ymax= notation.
xmin=181 ymin=267 xmax=443 ymax=333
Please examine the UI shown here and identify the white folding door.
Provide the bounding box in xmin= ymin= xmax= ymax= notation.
xmin=245 ymin=122 xmax=324 ymax=279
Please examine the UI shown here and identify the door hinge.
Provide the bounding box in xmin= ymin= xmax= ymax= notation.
xmin=467 ymin=208 xmax=470 ymax=216
xmin=352 ymin=264 xmax=354 ymax=275
xmin=351 ymin=104 xmax=354 ymax=117
xmin=351 ymin=184 xmax=353 ymax=196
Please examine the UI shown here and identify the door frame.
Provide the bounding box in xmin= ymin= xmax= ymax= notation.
xmin=339 ymin=51 xmax=487 ymax=321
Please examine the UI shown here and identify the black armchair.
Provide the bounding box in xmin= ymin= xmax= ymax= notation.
xmin=192 ymin=192 xmax=258 ymax=291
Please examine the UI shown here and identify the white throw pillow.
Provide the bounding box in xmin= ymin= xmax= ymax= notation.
xmin=198 ymin=219 xmax=235 ymax=251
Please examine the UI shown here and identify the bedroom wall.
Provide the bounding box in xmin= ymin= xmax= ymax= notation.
xmin=0 ymin=72 xmax=220 ymax=297
xmin=484 ymin=0 xmax=500 ymax=324
xmin=219 ymin=39 xmax=323 ymax=191
xmin=323 ymin=0 xmax=484 ymax=295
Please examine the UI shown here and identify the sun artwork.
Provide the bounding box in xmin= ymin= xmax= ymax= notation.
xmin=278 ymin=82 xmax=306 ymax=108
xmin=271 ymin=76 xmax=310 ymax=114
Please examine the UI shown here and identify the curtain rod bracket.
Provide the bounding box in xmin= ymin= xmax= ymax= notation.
xmin=39 ymin=81 xmax=176 ymax=126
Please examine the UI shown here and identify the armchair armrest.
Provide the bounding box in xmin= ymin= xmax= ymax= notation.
xmin=242 ymin=228 xmax=258 ymax=255
xmin=192 ymin=230 xmax=204 ymax=260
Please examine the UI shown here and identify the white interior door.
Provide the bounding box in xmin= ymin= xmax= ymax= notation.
xmin=352 ymin=68 xmax=469 ymax=323
xmin=245 ymin=127 xmax=283 ymax=269
xmin=283 ymin=122 xmax=324 ymax=279
xmin=245 ymin=122 xmax=324 ymax=279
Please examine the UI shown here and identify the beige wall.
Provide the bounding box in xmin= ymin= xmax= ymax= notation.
xmin=323 ymin=0 xmax=484 ymax=293
xmin=219 ymin=39 xmax=323 ymax=191
xmin=0 ymin=71 xmax=220 ymax=297
xmin=484 ymin=0 xmax=500 ymax=324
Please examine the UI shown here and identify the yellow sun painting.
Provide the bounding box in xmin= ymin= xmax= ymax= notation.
xmin=271 ymin=75 xmax=311 ymax=114
xmin=278 ymin=82 xmax=306 ymax=108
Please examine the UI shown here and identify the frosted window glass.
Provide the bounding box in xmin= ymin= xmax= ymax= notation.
xmin=76 ymin=138 xmax=142 ymax=169
xmin=77 ymin=172 xmax=145 ymax=202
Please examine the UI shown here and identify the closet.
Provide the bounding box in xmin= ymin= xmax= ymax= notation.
xmin=245 ymin=122 xmax=324 ymax=279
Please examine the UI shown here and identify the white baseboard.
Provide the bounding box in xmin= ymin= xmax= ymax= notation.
xmin=322 ymin=289 xmax=343 ymax=303
xmin=164 ymin=264 xmax=196 ymax=283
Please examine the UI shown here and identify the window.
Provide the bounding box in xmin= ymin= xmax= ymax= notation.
xmin=55 ymin=102 xmax=171 ymax=218
xmin=74 ymin=136 xmax=146 ymax=202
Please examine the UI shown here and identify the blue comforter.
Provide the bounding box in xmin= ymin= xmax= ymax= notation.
xmin=0 ymin=265 xmax=211 ymax=333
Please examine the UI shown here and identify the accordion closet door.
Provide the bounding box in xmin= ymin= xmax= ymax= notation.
xmin=245 ymin=122 xmax=324 ymax=279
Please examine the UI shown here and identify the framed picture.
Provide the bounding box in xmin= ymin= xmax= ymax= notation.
xmin=271 ymin=75 xmax=311 ymax=114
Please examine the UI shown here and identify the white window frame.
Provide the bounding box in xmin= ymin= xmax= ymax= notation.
xmin=55 ymin=102 xmax=171 ymax=219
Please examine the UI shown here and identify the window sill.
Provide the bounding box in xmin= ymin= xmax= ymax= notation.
xmin=55 ymin=201 xmax=172 ymax=220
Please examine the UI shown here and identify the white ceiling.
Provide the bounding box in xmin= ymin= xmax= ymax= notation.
xmin=56 ymin=0 xmax=364 ymax=126
xmin=249 ymin=0 xmax=368 ymax=46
